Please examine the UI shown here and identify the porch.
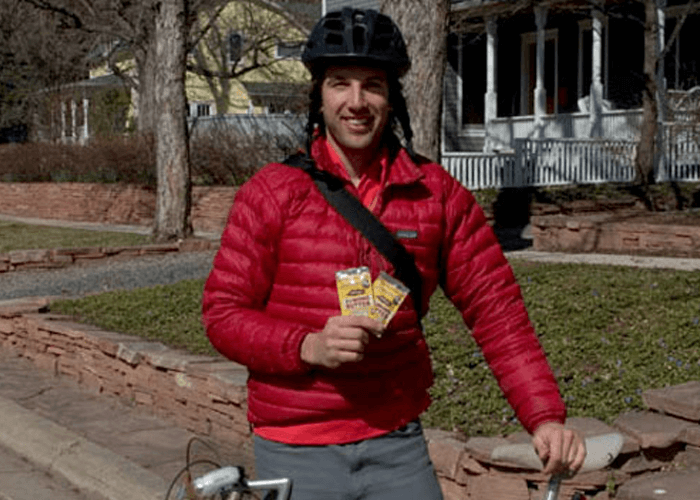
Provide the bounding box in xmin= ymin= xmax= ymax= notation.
xmin=444 ymin=0 xmax=700 ymax=153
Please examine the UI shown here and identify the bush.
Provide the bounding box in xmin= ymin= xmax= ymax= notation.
xmin=189 ymin=118 xmax=304 ymax=186
xmin=0 ymin=134 xmax=156 ymax=185
xmin=0 ymin=118 xmax=305 ymax=187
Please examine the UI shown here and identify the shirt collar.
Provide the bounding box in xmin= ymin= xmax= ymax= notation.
xmin=311 ymin=135 xmax=424 ymax=188
xmin=323 ymin=136 xmax=389 ymax=188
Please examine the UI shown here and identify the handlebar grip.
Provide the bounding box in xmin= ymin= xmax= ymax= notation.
xmin=193 ymin=466 xmax=242 ymax=496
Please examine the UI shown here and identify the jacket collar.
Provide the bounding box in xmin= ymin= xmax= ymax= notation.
xmin=310 ymin=136 xmax=425 ymax=188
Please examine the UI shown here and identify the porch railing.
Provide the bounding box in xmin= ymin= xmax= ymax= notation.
xmin=442 ymin=133 xmax=700 ymax=190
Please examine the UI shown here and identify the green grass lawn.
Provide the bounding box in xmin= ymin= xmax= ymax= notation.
xmin=0 ymin=221 xmax=149 ymax=253
xmin=50 ymin=260 xmax=700 ymax=437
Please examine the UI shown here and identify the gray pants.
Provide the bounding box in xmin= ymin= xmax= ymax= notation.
xmin=253 ymin=420 xmax=444 ymax=500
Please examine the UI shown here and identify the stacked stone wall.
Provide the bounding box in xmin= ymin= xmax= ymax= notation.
xmin=0 ymin=183 xmax=237 ymax=235
xmin=531 ymin=214 xmax=700 ymax=257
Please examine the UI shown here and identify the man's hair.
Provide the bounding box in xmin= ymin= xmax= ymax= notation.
xmin=304 ymin=66 xmax=415 ymax=159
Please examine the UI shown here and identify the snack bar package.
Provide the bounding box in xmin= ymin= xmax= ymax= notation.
xmin=369 ymin=271 xmax=409 ymax=328
xmin=336 ymin=266 xmax=373 ymax=317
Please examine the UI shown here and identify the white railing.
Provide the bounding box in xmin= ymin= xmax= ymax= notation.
xmin=515 ymin=138 xmax=637 ymax=186
xmin=660 ymin=125 xmax=700 ymax=182
xmin=441 ymin=152 xmax=517 ymax=190
xmin=442 ymin=132 xmax=700 ymax=190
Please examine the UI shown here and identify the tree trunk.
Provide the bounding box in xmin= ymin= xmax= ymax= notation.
xmin=380 ymin=0 xmax=450 ymax=162
xmin=153 ymin=0 xmax=192 ymax=241
xmin=134 ymin=44 xmax=160 ymax=135
xmin=636 ymin=0 xmax=660 ymax=191
xmin=131 ymin=8 xmax=159 ymax=135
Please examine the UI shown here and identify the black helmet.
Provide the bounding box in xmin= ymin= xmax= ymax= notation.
xmin=302 ymin=8 xmax=411 ymax=77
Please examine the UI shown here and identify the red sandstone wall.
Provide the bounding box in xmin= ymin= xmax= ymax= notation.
xmin=531 ymin=214 xmax=700 ymax=257
xmin=0 ymin=183 xmax=237 ymax=235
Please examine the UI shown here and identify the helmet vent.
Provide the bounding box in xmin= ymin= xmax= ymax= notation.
xmin=352 ymin=26 xmax=367 ymax=53
xmin=324 ymin=33 xmax=344 ymax=48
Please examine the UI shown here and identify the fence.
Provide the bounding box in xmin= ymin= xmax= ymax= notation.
xmin=442 ymin=131 xmax=700 ymax=190
xmin=188 ymin=113 xmax=306 ymax=151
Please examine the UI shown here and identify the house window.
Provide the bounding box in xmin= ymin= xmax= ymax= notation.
xmin=460 ymin=33 xmax=486 ymax=125
xmin=229 ymin=32 xmax=243 ymax=64
xmin=664 ymin=13 xmax=700 ymax=91
xmin=276 ymin=41 xmax=304 ymax=59
xmin=196 ymin=103 xmax=211 ymax=117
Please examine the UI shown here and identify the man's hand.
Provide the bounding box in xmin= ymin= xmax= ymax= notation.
xmin=300 ymin=315 xmax=385 ymax=369
xmin=532 ymin=422 xmax=587 ymax=475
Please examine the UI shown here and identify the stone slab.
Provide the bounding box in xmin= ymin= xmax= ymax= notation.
xmin=616 ymin=470 xmax=700 ymax=500
xmin=614 ymin=411 xmax=695 ymax=449
xmin=643 ymin=381 xmax=700 ymax=421
xmin=0 ymin=297 xmax=53 ymax=316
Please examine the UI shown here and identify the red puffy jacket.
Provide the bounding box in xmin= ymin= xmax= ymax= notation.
xmin=202 ymin=137 xmax=565 ymax=444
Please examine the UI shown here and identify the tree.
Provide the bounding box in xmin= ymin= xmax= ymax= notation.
xmin=1 ymin=0 xmax=92 ymax=135
xmin=636 ymin=0 xmax=700 ymax=194
xmin=380 ymin=0 xmax=451 ymax=162
xmin=20 ymin=0 xmax=313 ymax=241
xmin=635 ymin=0 xmax=661 ymax=189
xmin=188 ymin=0 xmax=310 ymax=116
xmin=153 ymin=0 xmax=192 ymax=240
xmin=21 ymin=0 xmax=202 ymax=240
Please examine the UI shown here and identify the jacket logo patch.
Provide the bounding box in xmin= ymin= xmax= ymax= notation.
xmin=395 ymin=230 xmax=418 ymax=239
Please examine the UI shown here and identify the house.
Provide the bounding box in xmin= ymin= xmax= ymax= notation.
xmin=326 ymin=0 xmax=700 ymax=188
xmin=42 ymin=0 xmax=321 ymax=144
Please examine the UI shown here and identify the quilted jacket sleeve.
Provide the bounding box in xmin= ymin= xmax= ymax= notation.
xmin=439 ymin=178 xmax=566 ymax=434
xmin=202 ymin=169 xmax=312 ymax=375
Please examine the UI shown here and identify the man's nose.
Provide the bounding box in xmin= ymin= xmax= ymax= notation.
xmin=347 ymin=82 xmax=366 ymax=108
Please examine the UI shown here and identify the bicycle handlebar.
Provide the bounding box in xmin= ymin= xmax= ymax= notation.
xmin=193 ymin=466 xmax=242 ymax=496
xmin=193 ymin=465 xmax=293 ymax=500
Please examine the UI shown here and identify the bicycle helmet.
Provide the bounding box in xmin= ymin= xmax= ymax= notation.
xmin=302 ymin=8 xmax=411 ymax=77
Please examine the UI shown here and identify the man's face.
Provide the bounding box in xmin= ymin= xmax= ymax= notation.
xmin=320 ymin=65 xmax=391 ymax=156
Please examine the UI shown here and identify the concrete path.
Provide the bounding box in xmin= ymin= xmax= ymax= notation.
xmin=0 ymin=442 xmax=94 ymax=500
xmin=0 ymin=352 xmax=255 ymax=500
xmin=0 ymin=214 xmax=220 ymax=241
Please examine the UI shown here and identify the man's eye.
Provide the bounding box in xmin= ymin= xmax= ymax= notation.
xmin=366 ymin=82 xmax=387 ymax=93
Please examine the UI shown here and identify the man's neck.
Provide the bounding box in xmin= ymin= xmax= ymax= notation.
xmin=326 ymin=135 xmax=382 ymax=187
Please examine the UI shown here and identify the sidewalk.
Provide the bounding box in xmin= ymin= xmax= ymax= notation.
xmin=0 ymin=214 xmax=221 ymax=241
xmin=0 ymin=351 xmax=255 ymax=500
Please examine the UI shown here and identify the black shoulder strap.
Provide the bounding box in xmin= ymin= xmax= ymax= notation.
xmin=283 ymin=153 xmax=423 ymax=316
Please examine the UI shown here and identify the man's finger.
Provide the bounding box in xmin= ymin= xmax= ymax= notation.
xmin=333 ymin=315 xmax=385 ymax=336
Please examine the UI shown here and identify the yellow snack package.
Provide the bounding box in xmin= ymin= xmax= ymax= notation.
xmin=336 ymin=267 xmax=373 ymax=317
xmin=369 ymin=272 xmax=410 ymax=328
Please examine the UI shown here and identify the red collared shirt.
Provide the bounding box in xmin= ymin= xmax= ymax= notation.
xmin=323 ymin=138 xmax=389 ymax=211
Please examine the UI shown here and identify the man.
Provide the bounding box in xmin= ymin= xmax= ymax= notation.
xmin=202 ymin=8 xmax=585 ymax=499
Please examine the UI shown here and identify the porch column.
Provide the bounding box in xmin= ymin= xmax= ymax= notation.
xmin=82 ymin=97 xmax=90 ymax=143
xmin=71 ymin=99 xmax=78 ymax=142
xmin=577 ymin=20 xmax=585 ymax=104
xmin=485 ymin=18 xmax=498 ymax=125
xmin=60 ymin=101 xmax=67 ymax=143
xmin=534 ymin=6 xmax=548 ymax=136
xmin=657 ymin=0 xmax=666 ymax=122
xmin=589 ymin=9 xmax=604 ymax=137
